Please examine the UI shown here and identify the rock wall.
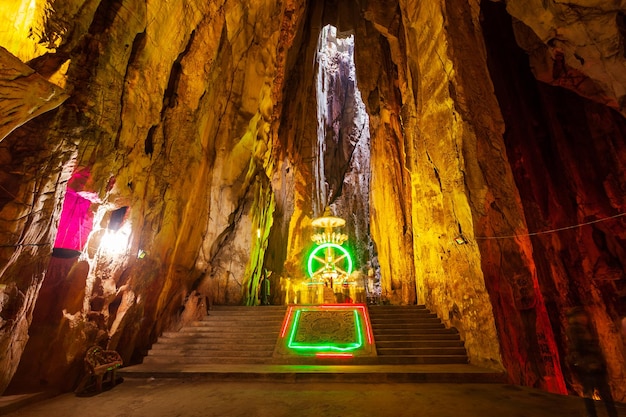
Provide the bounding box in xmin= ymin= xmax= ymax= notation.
xmin=352 ymin=1 xmax=418 ymax=306
xmin=388 ymin=0 xmax=508 ymax=374
xmin=0 ymin=46 xmax=69 ymax=393
xmin=439 ymin=0 xmax=565 ymax=391
xmin=1 ymin=0 xmax=301 ymax=393
xmin=505 ymin=0 xmax=626 ymax=117
xmin=482 ymin=0 xmax=626 ymax=400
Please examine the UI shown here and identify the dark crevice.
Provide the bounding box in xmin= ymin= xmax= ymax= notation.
xmin=145 ymin=125 xmax=156 ymax=156
xmin=433 ymin=166 xmax=442 ymax=192
xmin=114 ymin=31 xmax=146 ymax=149
xmin=163 ymin=30 xmax=196 ymax=110
xmin=163 ymin=61 xmax=182 ymax=109
xmin=128 ymin=31 xmax=147 ymax=67
xmin=617 ymin=12 xmax=626 ymax=58
xmin=108 ymin=206 xmax=128 ymax=231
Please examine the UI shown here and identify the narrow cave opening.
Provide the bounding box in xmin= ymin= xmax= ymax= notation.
xmin=314 ymin=24 xmax=379 ymax=299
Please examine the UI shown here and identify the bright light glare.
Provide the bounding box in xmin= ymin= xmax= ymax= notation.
xmin=99 ymin=222 xmax=131 ymax=255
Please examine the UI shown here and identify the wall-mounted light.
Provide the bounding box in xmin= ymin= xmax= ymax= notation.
xmin=454 ymin=235 xmax=468 ymax=245
xmin=100 ymin=221 xmax=131 ymax=255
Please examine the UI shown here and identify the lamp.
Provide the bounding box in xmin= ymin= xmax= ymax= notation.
xmin=454 ymin=235 xmax=468 ymax=245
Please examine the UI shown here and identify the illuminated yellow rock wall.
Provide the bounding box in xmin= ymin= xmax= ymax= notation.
xmin=394 ymin=0 xmax=506 ymax=372
xmin=0 ymin=0 xmax=55 ymax=62
xmin=1 ymin=0 xmax=300 ymax=393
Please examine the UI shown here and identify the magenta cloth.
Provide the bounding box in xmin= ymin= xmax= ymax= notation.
xmin=53 ymin=188 xmax=93 ymax=251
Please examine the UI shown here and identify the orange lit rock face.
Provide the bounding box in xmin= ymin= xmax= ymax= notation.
xmin=504 ymin=0 xmax=626 ymax=116
xmin=483 ymin=1 xmax=626 ymax=398
xmin=0 ymin=0 xmax=625 ymax=402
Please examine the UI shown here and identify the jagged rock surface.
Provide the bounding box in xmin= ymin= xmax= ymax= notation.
xmin=0 ymin=47 xmax=68 ymax=141
xmin=505 ymin=0 xmax=626 ymax=116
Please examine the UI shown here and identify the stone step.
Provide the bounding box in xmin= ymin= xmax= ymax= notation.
xmin=209 ymin=306 xmax=287 ymax=312
xmin=367 ymin=309 xmax=431 ymax=314
xmin=188 ymin=316 xmax=283 ymax=323
xmin=374 ymin=340 xmax=465 ymax=348
xmin=177 ymin=326 xmax=280 ymax=334
xmin=145 ymin=307 xmax=285 ymax=366
xmin=369 ymin=314 xmax=438 ymax=322
xmin=187 ymin=320 xmax=284 ymax=328
xmin=157 ymin=335 xmax=277 ymax=342
xmin=367 ymin=308 xmax=433 ymax=313
xmin=367 ymin=306 xmax=431 ymax=316
xmin=187 ymin=325 xmax=283 ymax=330
xmin=148 ymin=348 xmax=275 ymax=357
xmin=375 ymin=355 xmax=469 ymax=365
xmin=150 ymin=342 xmax=277 ymax=352
xmin=372 ymin=333 xmax=460 ymax=341
xmin=157 ymin=334 xmax=277 ymax=349
xmin=371 ymin=328 xmax=456 ymax=336
xmin=144 ymin=305 xmax=469 ymax=368
xmin=371 ymin=322 xmax=445 ymax=330
xmin=377 ymin=347 xmax=468 ymax=356
xmin=166 ymin=331 xmax=279 ymax=338
xmin=203 ymin=311 xmax=286 ymax=317
xmin=368 ymin=305 xmax=468 ymax=365
xmin=142 ymin=355 xmax=274 ymax=365
xmin=181 ymin=326 xmax=281 ymax=333
xmin=204 ymin=310 xmax=286 ymax=316
xmin=368 ymin=305 xmax=429 ymax=308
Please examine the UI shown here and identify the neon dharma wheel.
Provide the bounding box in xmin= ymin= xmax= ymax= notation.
xmin=307 ymin=242 xmax=353 ymax=280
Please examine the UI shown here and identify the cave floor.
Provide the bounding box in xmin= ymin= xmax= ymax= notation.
xmin=2 ymin=365 xmax=625 ymax=417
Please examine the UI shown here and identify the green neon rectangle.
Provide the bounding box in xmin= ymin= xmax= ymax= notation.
xmin=287 ymin=308 xmax=363 ymax=352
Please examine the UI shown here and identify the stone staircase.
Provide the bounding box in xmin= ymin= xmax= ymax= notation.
xmin=142 ymin=304 xmax=468 ymax=367
xmin=368 ymin=305 xmax=469 ymax=364
xmin=118 ymin=304 xmax=506 ymax=384
xmin=143 ymin=305 xmax=287 ymax=365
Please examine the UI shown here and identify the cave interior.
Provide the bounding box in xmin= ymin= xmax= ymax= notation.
xmin=0 ymin=0 xmax=625 ymax=402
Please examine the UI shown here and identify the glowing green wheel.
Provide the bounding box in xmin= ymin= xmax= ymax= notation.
xmin=307 ymin=242 xmax=353 ymax=281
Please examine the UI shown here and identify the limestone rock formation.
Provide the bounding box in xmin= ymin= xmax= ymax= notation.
xmin=0 ymin=47 xmax=68 ymax=141
xmin=0 ymin=0 xmax=625 ymax=404
xmin=505 ymin=0 xmax=626 ymax=116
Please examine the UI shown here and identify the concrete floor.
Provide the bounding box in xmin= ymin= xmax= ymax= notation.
xmin=2 ymin=377 xmax=624 ymax=417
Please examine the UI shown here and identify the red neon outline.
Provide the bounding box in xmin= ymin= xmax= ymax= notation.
xmin=280 ymin=306 xmax=294 ymax=338
xmin=316 ymin=353 xmax=354 ymax=358
xmin=314 ymin=304 xmax=354 ymax=308
xmin=280 ymin=304 xmax=374 ymax=346
xmin=360 ymin=306 xmax=373 ymax=344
